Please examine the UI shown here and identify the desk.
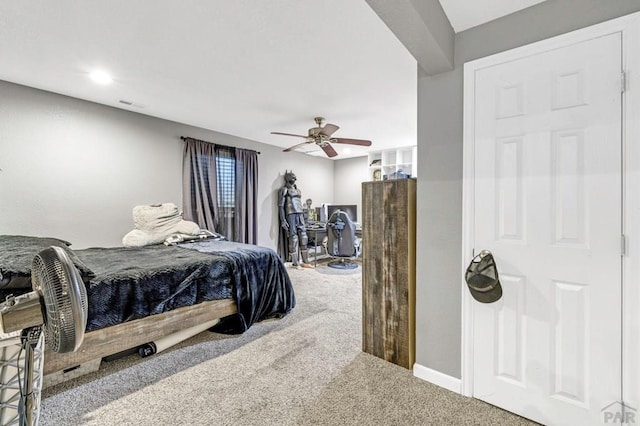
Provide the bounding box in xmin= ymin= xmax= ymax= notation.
xmin=306 ymin=223 xmax=363 ymax=268
xmin=306 ymin=226 xmax=328 ymax=268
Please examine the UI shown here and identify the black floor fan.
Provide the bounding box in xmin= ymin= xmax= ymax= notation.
xmin=0 ymin=246 xmax=88 ymax=425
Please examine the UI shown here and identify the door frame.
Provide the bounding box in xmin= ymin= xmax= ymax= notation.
xmin=461 ymin=11 xmax=640 ymax=412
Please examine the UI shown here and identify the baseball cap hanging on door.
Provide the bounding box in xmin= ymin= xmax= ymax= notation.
xmin=465 ymin=250 xmax=502 ymax=303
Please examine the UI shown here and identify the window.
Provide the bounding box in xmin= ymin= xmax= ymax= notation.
xmin=215 ymin=146 xmax=235 ymax=236
xmin=215 ymin=147 xmax=235 ymax=209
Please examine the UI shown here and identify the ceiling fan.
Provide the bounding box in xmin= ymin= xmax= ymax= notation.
xmin=271 ymin=117 xmax=372 ymax=158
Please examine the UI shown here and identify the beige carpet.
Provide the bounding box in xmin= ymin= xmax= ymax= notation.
xmin=40 ymin=261 xmax=536 ymax=425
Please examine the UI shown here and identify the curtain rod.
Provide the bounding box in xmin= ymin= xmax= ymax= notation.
xmin=180 ymin=136 xmax=260 ymax=155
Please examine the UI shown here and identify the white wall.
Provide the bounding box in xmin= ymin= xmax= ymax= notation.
xmin=0 ymin=81 xmax=334 ymax=249
xmin=332 ymin=156 xmax=368 ymax=222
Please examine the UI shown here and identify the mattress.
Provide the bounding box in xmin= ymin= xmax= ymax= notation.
xmin=77 ymin=240 xmax=294 ymax=334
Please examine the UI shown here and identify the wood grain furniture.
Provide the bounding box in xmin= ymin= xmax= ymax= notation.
xmin=44 ymin=299 xmax=237 ymax=386
xmin=362 ymin=178 xmax=416 ymax=369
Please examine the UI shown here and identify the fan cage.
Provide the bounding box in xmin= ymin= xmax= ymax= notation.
xmin=31 ymin=247 xmax=88 ymax=353
xmin=0 ymin=331 xmax=44 ymax=426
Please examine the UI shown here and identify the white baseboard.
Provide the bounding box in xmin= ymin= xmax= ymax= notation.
xmin=413 ymin=363 xmax=462 ymax=394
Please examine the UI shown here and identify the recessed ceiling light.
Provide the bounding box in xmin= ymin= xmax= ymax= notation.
xmin=89 ymin=70 xmax=113 ymax=85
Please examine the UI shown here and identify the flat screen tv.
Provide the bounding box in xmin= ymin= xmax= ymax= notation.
xmin=326 ymin=204 xmax=358 ymax=223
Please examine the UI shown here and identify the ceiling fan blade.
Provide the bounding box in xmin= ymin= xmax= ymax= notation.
xmin=321 ymin=143 xmax=338 ymax=158
xmin=332 ymin=137 xmax=372 ymax=147
xmin=320 ymin=123 xmax=339 ymax=137
xmin=283 ymin=141 xmax=313 ymax=152
xmin=271 ymin=131 xmax=308 ymax=138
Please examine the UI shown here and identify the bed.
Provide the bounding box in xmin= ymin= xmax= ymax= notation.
xmin=0 ymin=235 xmax=295 ymax=385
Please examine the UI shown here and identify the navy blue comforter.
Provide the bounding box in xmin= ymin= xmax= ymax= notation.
xmin=76 ymin=240 xmax=295 ymax=334
xmin=177 ymin=240 xmax=296 ymax=334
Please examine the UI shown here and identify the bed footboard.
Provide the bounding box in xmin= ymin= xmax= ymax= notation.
xmin=43 ymin=299 xmax=237 ymax=387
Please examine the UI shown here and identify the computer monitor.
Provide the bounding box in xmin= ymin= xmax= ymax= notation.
xmin=326 ymin=204 xmax=357 ymax=223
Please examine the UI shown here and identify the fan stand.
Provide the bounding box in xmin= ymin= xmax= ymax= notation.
xmin=0 ymin=328 xmax=44 ymax=426
xmin=19 ymin=328 xmax=43 ymax=426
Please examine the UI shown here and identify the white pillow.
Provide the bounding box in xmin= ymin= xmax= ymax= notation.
xmin=122 ymin=203 xmax=200 ymax=247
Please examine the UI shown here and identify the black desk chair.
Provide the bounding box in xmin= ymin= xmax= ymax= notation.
xmin=323 ymin=209 xmax=360 ymax=269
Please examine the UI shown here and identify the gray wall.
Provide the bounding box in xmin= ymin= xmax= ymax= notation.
xmin=0 ymin=81 xmax=335 ymax=249
xmin=333 ymin=156 xmax=369 ymax=223
xmin=416 ymin=0 xmax=640 ymax=378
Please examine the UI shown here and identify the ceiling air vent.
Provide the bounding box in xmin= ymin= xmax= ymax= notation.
xmin=118 ymin=100 xmax=145 ymax=108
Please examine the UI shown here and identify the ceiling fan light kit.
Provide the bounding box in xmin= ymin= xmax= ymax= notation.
xmin=271 ymin=116 xmax=372 ymax=158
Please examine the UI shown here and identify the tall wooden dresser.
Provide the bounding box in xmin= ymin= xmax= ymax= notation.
xmin=361 ymin=178 xmax=416 ymax=369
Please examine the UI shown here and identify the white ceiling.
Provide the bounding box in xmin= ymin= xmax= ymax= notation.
xmin=440 ymin=0 xmax=547 ymax=32
xmin=0 ymin=0 xmax=545 ymax=159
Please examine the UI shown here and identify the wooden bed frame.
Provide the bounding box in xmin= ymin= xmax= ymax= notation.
xmin=43 ymin=298 xmax=237 ymax=387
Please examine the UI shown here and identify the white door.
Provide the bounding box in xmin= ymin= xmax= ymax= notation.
xmin=471 ymin=33 xmax=622 ymax=425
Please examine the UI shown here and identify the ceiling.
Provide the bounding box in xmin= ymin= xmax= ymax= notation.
xmin=440 ymin=0 xmax=547 ymax=33
xmin=0 ymin=0 xmax=546 ymax=159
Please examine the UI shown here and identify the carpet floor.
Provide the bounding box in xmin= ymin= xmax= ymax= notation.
xmin=40 ymin=261 xmax=537 ymax=425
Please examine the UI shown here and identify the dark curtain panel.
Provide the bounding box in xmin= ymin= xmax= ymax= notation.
xmin=182 ymin=138 xmax=219 ymax=232
xmin=234 ymin=147 xmax=258 ymax=244
xmin=182 ymin=138 xmax=258 ymax=244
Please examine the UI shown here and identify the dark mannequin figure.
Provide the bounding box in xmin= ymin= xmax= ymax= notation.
xmin=279 ymin=171 xmax=311 ymax=267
